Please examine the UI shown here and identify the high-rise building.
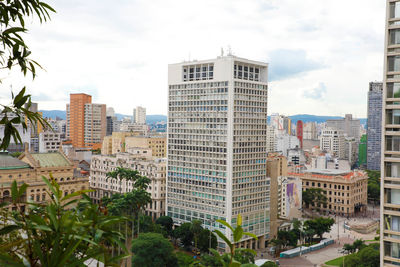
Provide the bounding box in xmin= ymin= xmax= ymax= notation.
xmin=66 ymin=93 xmax=106 ymax=149
xmin=326 ymin=114 xmax=361 ymax=139
xmin=303 ymin=122 xmax=318 ymax=140
xmin=381 ymin=2 xmax=400 ymax=265
xmin=133 ymin=106 xmax=146 ymax=124
xmin=320 ymin=128 xmax=345 ymax=159
xmin=367 ymin=82 xmax=383 ymax=171
xmin=167 ymin=55 xmax=269 ymax=249
xmin=296 ymin=120 xmax=303 ymax=148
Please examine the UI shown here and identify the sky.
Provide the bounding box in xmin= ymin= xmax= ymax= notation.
xmin=0 ymin=0 xmax=386 ymax=118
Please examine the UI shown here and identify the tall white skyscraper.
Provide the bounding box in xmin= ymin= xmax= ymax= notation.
xmin=167 ymin=55 xmax=269 ymax=249
xmin=133 ymin=106 xmax=146 ymax=124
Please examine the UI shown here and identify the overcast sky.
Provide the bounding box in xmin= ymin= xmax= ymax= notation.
xmin=0 ymin=0 xmax=386 ymax=117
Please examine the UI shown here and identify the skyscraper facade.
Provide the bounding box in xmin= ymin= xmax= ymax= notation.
xmin=66 ymin=93 xmax=106 ymax=149
xmin=367 ymin=82 xmax=383 ymax=171
xmin=167 ymin=55 xmax=269 ymax=249
xmin=326 ymin=114 xmax=360 ymax=139
xmin=382 ymin=1 xmax=400 ymax=265
xmin=133 ymin=106 xmax=146 ymax=124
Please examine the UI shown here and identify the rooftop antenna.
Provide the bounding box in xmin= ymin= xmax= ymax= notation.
xmin=221 ymin=47 xmax=224 ymax=57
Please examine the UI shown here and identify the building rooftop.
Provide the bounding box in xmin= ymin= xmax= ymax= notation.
xmin=305 ymin=169 xmax=350 ymax=176
xmin=30 ymin=152 xmax=71 ymax=167
xmin=288 ymin=169 xmax=366 ymax=181
xmin=0 ymin=153 xmax=30 ymax=170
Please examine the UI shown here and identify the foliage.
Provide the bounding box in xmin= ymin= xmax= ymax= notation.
xmin=212 ymin=214 xmax=258 ymax=267
xmin=198 ymin=228 xmax=218 ymax=253
xmin=199 ymin=253 xmax=223 ymax=267
xmin=156 ymin=215 xmax=174 ymax=235
xmin=303 ymin=217 xmax=334 ymax=240
xmin=260 ymin=262 xmax=278 ymax=267
xmin=366 ymin=170 xmax=380 ymax=203
xmin=0 ymin=177 xmax=128 ymax=266
xmin=176 ymin=251 xmax=196 ymax=267
xmin=302 ymin=188 xmax=327 ymax=209
xmin=344 ymin=245 xmax=379 ymax=267
xmin=131 ymin=233 xmax=178 ymax=267
xmin=191 ymin=219 xmax=203 ymax=250
xmin=173 ymin=222 xmax=194 ymax=249
xmin=233 ymin=249 xmax=256 ymax=264
xmin=0 ymin=0 xmax=56 ymax=150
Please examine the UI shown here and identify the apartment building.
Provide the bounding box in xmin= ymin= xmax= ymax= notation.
xmin=167 ymin=55 xmax=269 ymax=249
xmin=320 ymin=128 xmax=345 ymax=159
xmin=382 ymin=1 xmax=400 ymax=265
xmin=39 ymin=132 xmax=61 ymax=153
xmin=89 ymin=151 xmax=166 ymax=219
xmin=66 ymin=93 xmax=106 ymax=149
xmin=133 ymin=106 xmax=146 ymax=124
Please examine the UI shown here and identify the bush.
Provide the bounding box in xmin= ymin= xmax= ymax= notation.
xmin=176 ymin=251 xmax=195 ymax=267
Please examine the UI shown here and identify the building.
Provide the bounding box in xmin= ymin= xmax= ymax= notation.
xmin=267 ymin=126 xmax=277 ymax=153
xmin=125 ymin=135 xmax=166 ymax=158
xmin=358 ymin=134 xmax=367 ymax=167
xmin=292 ymin=169 xmax=368 ymax=216
xmin=167 ymin=55 xmax=269 ymax=249
xmin=367 ymin=82 xmax=383 ymax=171
xmin=106 ymin=107 xmax=119 ymax=136
xmin=119 ymin=122 xmax=148 ymax=133
xmin=326 ymin=114 xmax=361 ymax=139
xmin=296 ymin=120 xmax=303 ymax=148
xmin=0 ymin=113 xmax=31 ymax=152
xmin=0 ymin=150 xmax=88 ymax=210
xmin=66 ymin=93 xmax=106 ymax=149
xmin=382 ymin=2 xmax=400 ymax=265
xmin=133 ymin=106 xmax=146 ymax=124
xmin=344 ymin=137 xmax=359 ymax=167
xmin=39 ymin=132 xmax=61 ymax=153
xmin=89 ymin=151 xmax=166 ymax=219
xmin=276 ymin=134 xmax=300 ymax=157
xmin=270 ymin=113 xmax=291 ymax=135
xmin=320 ymin=128 xmax=345 ymax=159
xmin=303 ymin=122 xmax=318 ymax=140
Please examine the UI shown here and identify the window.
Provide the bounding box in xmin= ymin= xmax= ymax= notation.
xmin=390 ymin=2 xmax=400 ymax=19
xmin=390 ymin=29 xmax=400 ymax=45
xmin=388 ymin=56 xmax=400 ymax=72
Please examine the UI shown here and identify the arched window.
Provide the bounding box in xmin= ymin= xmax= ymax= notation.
xmin=3 ymin=190 xmax=10 ymax=197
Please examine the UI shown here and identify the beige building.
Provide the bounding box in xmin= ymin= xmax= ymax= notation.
xmin=291 ymin=169 xmax=367 ymax=216
xmin=0 ymin=150 xmax=88 ymax=210
xmin=102 ymin=132 xmax=166 ymax=158
xmin=303 ymin=122 xmax=318 ymax=140
xmin=320 ymin=128 xmax=345 ymax=159
xmin=382 ymin=1 xmax=400 ymax=265
xmin=89 ymin=151 xmax=166 ymax=219
xmin=133 ymin=106 xmax=146 ymax=125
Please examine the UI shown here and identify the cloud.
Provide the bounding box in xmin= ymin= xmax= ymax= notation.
xmin=267 ymin=49 xmax=324 ymax=81
xmin=303 ymin=82 xmax=327 ymax=99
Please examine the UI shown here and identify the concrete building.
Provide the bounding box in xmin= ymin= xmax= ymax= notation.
xmin=367 ymin=82 xmax=383 ymax=171
xmin=276 ymin=134 xmax=300 ymax=157
xmin=66 ymin=94 xmax=106 ymax=149
xmin=292 ymin=169 xmax=368 ymax=216
xmin=167 ymin=55 xmax=269 ymax=249
xmin=89 ymin=151 xmax=166 ymax=219
xmin=133 ymin=106 xmax=146 ymax=124
xmin=344 ymin=137 xmax=359 ymax=167
xmin=125 ymin=135 xmax=166 ymax=158
xmin=0 ymin=150 xmax=88 ymax=210
xmin=39 ymin=132 xmax=61 ymax=153
xmin=267 ymin=126 xmax=277 ymax=153
xmin=382 ymin=2 xmax=400 ymax=264
xmin=326 ymin=114 xmax=361 ymax=139
xmin=303 ymin=122 xmax=318 ymax=140
xmin=0 ymin=113 xmax=31 ymax=152
xmin=320 ymin=128 xmax=345 ymax=159
xmin=270 ymin=113 xmax=291 ymax=135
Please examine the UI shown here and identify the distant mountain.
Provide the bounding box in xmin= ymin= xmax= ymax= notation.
xmin=40 ymin=110 xmax=167 ymax=124
xmin=39 ymin=110 xmax=366 ymax=126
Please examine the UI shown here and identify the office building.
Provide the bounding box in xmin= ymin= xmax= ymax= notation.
xmin=89 ymin=151 xmax=166 ymax=219
xmin=167 ymin=55 xmax=269 ymax=249
xmin=326 ymin=114 xmax=361 ymax=139
xmin=66 ymin=93 xmax=106 ymax=149
xmin=267 ymin=126 xmax=277 ymax=153
xmin=38 ymin=132 xmax=61 ymax=153
xmin=303 ymin=122 xmax=318 ymax=140
xmin=292 ymin=169 xmax=368 ymax=216
xmin=320 ymin=128 xmax=345 ymax=159
xmin=133 ymin=106 xmax=146 ymax=124
xmin=270 ymin=113 xmax=291 ymax=135
xmin=382 ymin=1 xmax=400 ymax=265
xmin=367 ymin=82 xmax=383 ymax=171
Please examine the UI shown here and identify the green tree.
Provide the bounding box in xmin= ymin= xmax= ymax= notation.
xmin=191 ymin=219 xmax=203 ymax=250
xmin=0 ymin=177 xmax=128 ymax=266
xmin=198 ymin=228 xmax=218 ymax=253
xmin=156 ymin=215 xmax=174 ymax=235
xmin=302 ymin=188 xmax=327 ymax=210
xmin=199 ymin=253 xmax=223 ymax=267
xmin=343 ymin=243 xmax=355 ymax=254
xmin=343 ymin=244 xmax=379 ymax=267
xmin=0 ymin=0 xmax=56 ymax=150
xmin=352 ymin=239 xmax=366 ymax=252
xmin=131 ymin=233 xmax=178 ymax=267
xmin=173 ymin=222 xmax=194 ymax=249
xmin=176 ymin=251 xmax=196 ymax=267
xmin=303 ymin=217 xmax=334 ymax=241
